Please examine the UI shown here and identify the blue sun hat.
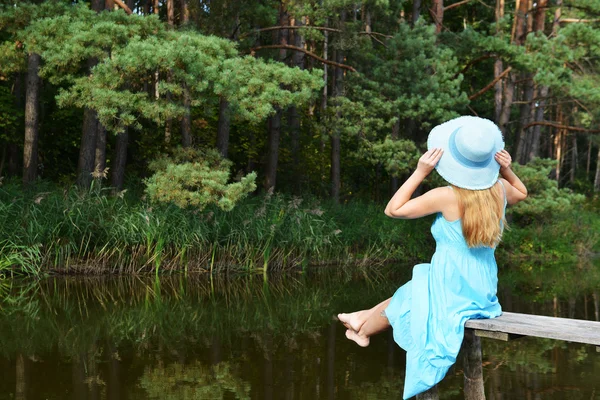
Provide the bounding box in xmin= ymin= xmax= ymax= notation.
xmin=427 ymin=116 xmax=505 ymax=190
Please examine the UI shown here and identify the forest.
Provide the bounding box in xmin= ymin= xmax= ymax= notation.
xmin=0 ymin=0 xmax=599 ymax=273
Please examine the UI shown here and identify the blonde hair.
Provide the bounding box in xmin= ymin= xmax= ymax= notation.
xmin=452 ymin=184 xmax=507 ymax=248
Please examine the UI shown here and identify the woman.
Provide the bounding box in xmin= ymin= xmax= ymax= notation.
xmin=338 ymin=116 xmax=528 ymax=399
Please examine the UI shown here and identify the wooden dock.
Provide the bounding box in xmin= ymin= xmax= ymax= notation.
xmin=416 ymin=312 xmax=600 ymax=400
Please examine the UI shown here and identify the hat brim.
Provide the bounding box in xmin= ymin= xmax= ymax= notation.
xmin=427 ymin=116 xmax=505 ymax=190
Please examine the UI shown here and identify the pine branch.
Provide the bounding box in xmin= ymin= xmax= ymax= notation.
xmin=468 ymin=67 xmax=512 ymax=100
xmin=445 ymin=0 xmax=472 ymax=11
xmin=365 ymin=33 xmax=387 ymax=47
xmin=113 ymin=0 xmax=133 ymax=15
xmin=240 ymin=26 xmax=342 ymax=39
xmin=560 ymin=18 xmax=600 ymax=23
xmin=523 ymin=121 xmax=600 ymax=133
xmin=250 ymin=45 xmax=357 ymax=72
xmin=358 ymin=31 xmax=393 ymax=39
xmin=241 ymin=26 xmax=393 ymax=40
xmin=453 ymin=54 xmax=495 ymax=79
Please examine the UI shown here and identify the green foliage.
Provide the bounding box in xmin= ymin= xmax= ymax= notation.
xmin=58 ymin=29 xmax=322 ymax=132
xmin=360 ymin=137 xmax=419 ymax=177
xmin=509 ymin=159 xmax=586 ymax=219
xmin=145 ymin=147 xmax=257 ymax=211
xmin=0 ymin=86 xmax=21 ymax=137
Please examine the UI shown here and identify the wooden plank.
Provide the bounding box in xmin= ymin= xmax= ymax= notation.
xmin=465 ymin=312 xmax=600 ymax=346
xmin=473 ymin=329 xmax=523 ymax=342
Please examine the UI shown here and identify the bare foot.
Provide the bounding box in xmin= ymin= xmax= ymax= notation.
xmin=337 ymin=312 xmax=365 ymax=332
xmin=345 ymin=329 xmax=370 ymax=347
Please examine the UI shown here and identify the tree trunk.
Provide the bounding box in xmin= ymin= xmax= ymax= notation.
xmin=321 ymin=20 xmax=329 ymax=180
xmin=390 ymin=117 xmax=400 ymax=193
xmin=23 ymin=53 xmax=41 ymax=186
xmin=331 ymin=10 xmax=346 ymax=203
xmin=586 ymin=138 xmax=592 ymax=178
xmin=570 ymin=133 xmax=577 ymax=184
xmin=493 ymin=59 xmax=503 ymax=122
xmin=264 ymin=5 xmax=288 ymax=192
xmin=181 ymin=84 xmax=192 ymax=147
xmin=265 ymin=110 xmax=281 ymax=192
xmin=167 ymin=0 xmax=174 ymax=26
xmin=321 ymin=25 xmax=328 ymax=113
xmin=216 ymin=97 xmax=231 ymax=157
xmin=554 ymin=107 xmax=564 ymax=182
xmin=493 ymin=0 xmax=504 ymax=122
xmin=77 ymin=0 xmax=104 ymax=188
xmin=164 ymin=0 xmax=175 ymax=144
xmin=515 ymin=81 xmax=535 ymax=164
xmin=364 ymin=7 xmax=372 ymax=33
xmin=498 ymin=74 xmax=515 ymax=137
xmin=500 ymin=0 xmax=529 ymax=141
xmin=78 ymin=109 xmax=99 ymax=188
xmin=514 ymin=0 xmax=536 ymax=164
xmin=412 ymin=0 xmax=422 ymax=26
xmin=431 ymin=0 xmax=444 ymax=34
xmin=553 ymin=0 xmax=562 ymax=34
xmin=515 ymin=0 xmax=548 ymax=163
xmin=110 ymin=129 xmax=128 ymax=191
xmin=512 ymin=0 xmax=529 ymax=43
xmin=95 ymin=121 xmax=107 ymax=174
xmin=592 ymin=146 xmax=600 ymax=191
xmin=180 ymin=0 xmax=189 ymax=24
xmin=529 ymin=86 xmax=548 ymax=160
xmin=289 ymin=16 xmax=306 ymax=193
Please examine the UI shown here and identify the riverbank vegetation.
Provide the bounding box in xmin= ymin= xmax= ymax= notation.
xmin=0 ymin=158 xmax=597 ymax=277
xmin=0 ymin=1 xmax=599 ymax=275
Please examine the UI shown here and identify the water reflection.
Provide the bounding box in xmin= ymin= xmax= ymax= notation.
xmin=0 ymin=262 xmax=599 ymax=399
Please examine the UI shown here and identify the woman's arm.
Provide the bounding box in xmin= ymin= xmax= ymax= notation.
xmin=384 ymin=148 xmax=447 ymax=219
xmin=494 ymin=150 xmax=527 ymax=205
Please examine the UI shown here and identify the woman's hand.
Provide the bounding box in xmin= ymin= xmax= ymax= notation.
xmin=495 ymin=149 xmax=528 ymax=204
xmin=495 ymin=149 xmax=512 ymax=172
xmin=416 ymin=148 xmax=443 ymax=176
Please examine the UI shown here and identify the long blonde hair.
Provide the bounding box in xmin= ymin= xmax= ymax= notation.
xmin=452 ymin=184 xmax=507 ymax=248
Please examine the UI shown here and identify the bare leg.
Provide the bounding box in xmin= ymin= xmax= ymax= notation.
xmin=338 ymin=298 xmax=391 ymax=332
xmin=340 ymin=298 xmax=392 ymax=347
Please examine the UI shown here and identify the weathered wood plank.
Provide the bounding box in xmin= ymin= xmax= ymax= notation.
xmin=465 ymin=312 xmax=600 ymax=346
xmin=473 ymin=330 xmax=523 ymax=342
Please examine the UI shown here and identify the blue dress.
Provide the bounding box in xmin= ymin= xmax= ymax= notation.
xmin=384 ymin=187 xmax=505 ymax=399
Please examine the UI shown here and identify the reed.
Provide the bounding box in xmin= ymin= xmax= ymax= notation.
xmin=0 ymin=182 xmax=430 ymax=274
xmin=0 ymin=181 xmax=596 ymax=275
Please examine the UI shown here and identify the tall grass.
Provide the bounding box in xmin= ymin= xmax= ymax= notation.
xmin=0 ymin=181 xmax=431 ymax=274
xmin=0 ymin=180 xmax=597 ymax=275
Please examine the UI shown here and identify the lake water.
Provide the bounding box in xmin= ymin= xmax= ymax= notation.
xmin=0 ymin=263 xmax=599 ymax=399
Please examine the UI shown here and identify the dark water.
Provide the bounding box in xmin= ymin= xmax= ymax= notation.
xmin=0 ymin=262 xmax=599 ymax=400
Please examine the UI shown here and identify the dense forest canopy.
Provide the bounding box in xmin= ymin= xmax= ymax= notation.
xmin=0 ymin=0 xmax=599 ymax=203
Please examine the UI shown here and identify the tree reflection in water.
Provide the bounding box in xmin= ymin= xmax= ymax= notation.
xmin=0 ymin=261 xmax=598 ymax=400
